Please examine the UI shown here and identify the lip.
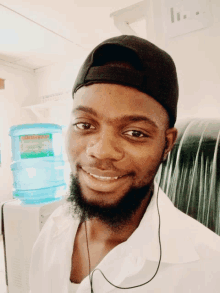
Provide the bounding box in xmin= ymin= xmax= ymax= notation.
xmin=80 ymin=167 xmax=130 ymax=192
xmin=81 ymin=166 xmax=127 ymax=179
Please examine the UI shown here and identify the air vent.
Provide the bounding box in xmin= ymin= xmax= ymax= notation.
xmin=162 ymin=0 xmax=213 ymax=38
xmin=40 ymin=90 xmax=71 ymax=104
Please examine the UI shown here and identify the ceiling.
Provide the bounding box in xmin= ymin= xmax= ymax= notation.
xmin=0 ymin=0 xmax=147 ymax=71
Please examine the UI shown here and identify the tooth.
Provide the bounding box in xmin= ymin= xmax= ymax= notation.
xmin=89 ymin=173 xmax=119 ymax=180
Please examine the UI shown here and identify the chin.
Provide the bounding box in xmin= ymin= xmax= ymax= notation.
xmin=66 ymin=173 xmax=152 ymax=229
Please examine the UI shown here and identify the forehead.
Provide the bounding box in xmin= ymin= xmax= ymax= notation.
xmin=73 ymin=83 xmax=168 ymax=129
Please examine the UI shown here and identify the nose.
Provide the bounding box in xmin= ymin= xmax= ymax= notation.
xmin=86 ymin=131 xmax=124 ymax=161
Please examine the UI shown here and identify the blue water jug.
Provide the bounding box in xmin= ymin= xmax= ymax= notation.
xmin=9 ymin=123 xmax=67 ymax=204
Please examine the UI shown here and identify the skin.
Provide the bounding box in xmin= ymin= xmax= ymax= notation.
xmin=66 ymin=83 xmax=177 ymax=282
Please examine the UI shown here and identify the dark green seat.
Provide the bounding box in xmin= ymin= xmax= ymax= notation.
xmin=157 ymin=119 xmax=220 ymax=235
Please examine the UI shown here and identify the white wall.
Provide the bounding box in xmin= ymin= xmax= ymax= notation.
xmin=147 ymin=0 xmax=220 ymax=122
xmin=35 ymin=60 xmax=87 ymax=186
xmin=0 ymin=64 xmax=38 ymax=203
xmin=35 ymin=54 xmax=89 ymax=97
xmin=35 ymin=58 xmax=88 ymax=123
xmin=166 ymin=22 xmax=220 ymax=120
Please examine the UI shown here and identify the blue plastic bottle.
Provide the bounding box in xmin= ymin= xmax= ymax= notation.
xmin=9 ymin=123 xmax=67 ymax=204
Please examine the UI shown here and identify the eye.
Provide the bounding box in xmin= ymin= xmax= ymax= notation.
xmin=73 ymin=122 xmax=95 ymax=130
xmin=124 ymin=130 xmax=147 ymax=138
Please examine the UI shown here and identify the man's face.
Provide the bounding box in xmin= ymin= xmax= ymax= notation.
xmin=66 ymin=83 xmax=174 ymax=226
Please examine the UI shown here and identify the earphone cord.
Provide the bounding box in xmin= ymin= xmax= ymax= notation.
xmin=84 ymin=220 xmax=93 ymax=291
xmin=85 ymin=173 xmax=163 ymax=292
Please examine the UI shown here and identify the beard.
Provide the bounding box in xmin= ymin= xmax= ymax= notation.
xmin=65 ymin=172 xmax=154 ymax=231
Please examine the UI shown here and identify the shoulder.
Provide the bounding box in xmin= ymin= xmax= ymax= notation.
xmin=29 ymin=201 xmax=77 ymax=292
xmin=31 ymin=201 xmax=75 ymax=256
xmin=174 ymin=204 xmax=220 ymax=257
xmin=157 ymin=186 xmax=220 ymax=260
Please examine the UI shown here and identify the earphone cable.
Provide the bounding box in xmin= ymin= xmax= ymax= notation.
xmin=84 ymin=221 xmax=93 ymax=291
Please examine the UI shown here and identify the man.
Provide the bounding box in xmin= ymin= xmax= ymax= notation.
xmin=29 ymin=35 xmax=220 ymax=293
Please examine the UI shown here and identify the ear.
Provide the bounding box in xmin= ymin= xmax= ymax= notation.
xmin=163 ymin=127 xmax=178 ymax=161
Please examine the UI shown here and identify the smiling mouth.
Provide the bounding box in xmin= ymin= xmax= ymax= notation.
xmin=82 ymin=168 xmax=126 ymax=181
xmin=79 ymin=167 xmax=131 ymax=192
xmin=82 ymin=169 xmax=124 ymax=181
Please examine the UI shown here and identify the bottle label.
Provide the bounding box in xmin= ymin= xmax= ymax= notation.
xmin=19 ymin=133 xmax=54 ymax=159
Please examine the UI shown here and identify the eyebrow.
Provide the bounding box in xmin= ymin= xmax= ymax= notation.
xmin=72 ymin=105 xmax=158 ymax=129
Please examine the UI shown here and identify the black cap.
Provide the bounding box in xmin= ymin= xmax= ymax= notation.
xmin=72 ymin=35 xmax=179 ymax=127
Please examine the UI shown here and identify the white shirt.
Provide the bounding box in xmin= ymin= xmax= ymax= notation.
xmin=69 ymin=282 xmax=80 ymax=293
xmin=29 ymin=182 xmax=220 ymax=293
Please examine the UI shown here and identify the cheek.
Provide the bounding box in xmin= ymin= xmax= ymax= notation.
xmin=130 ymin=145 xmax=164 ymax=181
xmin=66 ymin=128 xmax=82 ymax=163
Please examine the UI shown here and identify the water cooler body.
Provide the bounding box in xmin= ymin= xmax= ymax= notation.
xmin=9 ymin=123 xmax=67 ymax=204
